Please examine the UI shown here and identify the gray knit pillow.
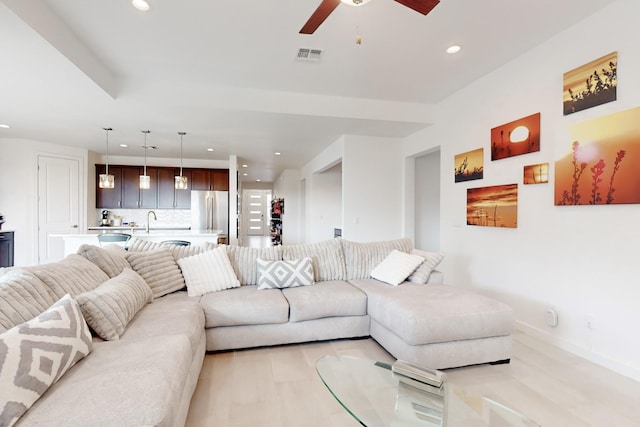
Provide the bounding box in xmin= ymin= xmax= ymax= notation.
xmin=23 ymin=255 xmax=109 ymax=299
xmin=125 ymin=249 xmax=185 ymax=298
xmin=76 ymin=244 xmax=130 ymax=278
xmin=76 ymin=269 xmax=152 ymax=340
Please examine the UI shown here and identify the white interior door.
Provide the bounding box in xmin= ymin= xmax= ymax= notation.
xmin=243 ymin=190 xmax=270 ymax=236
xmin=38 ymin=155 xmax=80 ymax=264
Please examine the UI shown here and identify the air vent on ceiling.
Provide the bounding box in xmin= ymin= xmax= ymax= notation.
xmin=296 ymin=48 xmax=323 ymax=62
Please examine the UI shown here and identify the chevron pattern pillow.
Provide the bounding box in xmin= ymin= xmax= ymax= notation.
xmin=257 ymin=258 xmax=314 ymax=290
xmin=0 ymin=294 xmax=92 ymax=427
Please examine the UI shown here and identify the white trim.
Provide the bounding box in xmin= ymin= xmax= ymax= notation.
xmin=516 ymin=321 xmax=640 ymax=382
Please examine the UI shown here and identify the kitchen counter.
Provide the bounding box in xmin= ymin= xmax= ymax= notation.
xmin=55 ymin=229 xmax=223 ymax=256
xmin=87 ymin=226 xmax=191 ymax=231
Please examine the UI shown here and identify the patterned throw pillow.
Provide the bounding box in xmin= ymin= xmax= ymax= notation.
xmin=75 ymin=269 xmax=153 ymax=340
xmin=178 ymin=246 xmax=240 ymax=297
xmin=370 ymin=249 xmax=425 ymax=286
xmin=257 ymin=258 xmax=314 ymax=290
xmin=0 ymin=294 xmax=92 ymax=427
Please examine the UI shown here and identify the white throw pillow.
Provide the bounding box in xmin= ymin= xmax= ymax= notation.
xmin=370 ymin=249 xmax=424 ymax=286
xmin=0 ymin=294 xmax=92 ymax=427
xmin=178 ymin=246 xmax=240 ymax=297
xmin=407 ymin=249 xmax=444 ymax=284
xmin=257 ymin=258 xmax=314 ymax=290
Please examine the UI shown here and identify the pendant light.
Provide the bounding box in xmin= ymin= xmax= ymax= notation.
xmin=98 ymin=127 xmax=115 ymax=189
xmin=140 ymin=130 xmax=151 ymax=189
xmin=175 ymin=131 xmax=188 ymax=190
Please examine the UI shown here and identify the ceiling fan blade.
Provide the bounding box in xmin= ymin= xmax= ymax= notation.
xmin=299 ymin=0 xmax=341 ymax=34
xmin=394 ymin=0 xmax=439 ymax=15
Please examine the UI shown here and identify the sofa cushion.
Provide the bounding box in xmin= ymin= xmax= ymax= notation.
xmin=199 ymin=285 xmax=289 ymax=327
xmin=370 ymin=249 xmax=424 ymax=286
xmin=120 ymin=292 xmax=204 ymax=356
xmin=178 ymin=246 xmax=240 ymax=297
xmin=75 ymin=269 xmax=153 ymax=341
xmin=349 ymin=279 xmax=514 ymax=345
xmin=282 ymin=280 xmax=367 ymax=322
xmin=407 ymin=250 xmax=444 ymax=284
xmin=166 ymin=244 xmax=206 ymax=261
xmin=126 ymin=249 xmax=186 ymax=299
xmin=282 ymin=239 xmax=346 ymax=281
xmin=342 ymin=238 xmax=413 ymax=280
xmin=125 ymin=237 xmax=163 ymax=252
xmin=76 ymin=244 xmax=130 ymax=279
xmin=0 ymin=269 xmax=57 ymax=334
xmin=23 ymin=255 xmax=109 ymax=299
xmin=16 ymin=334 xmax=193 ymax=427
xmin=257 ymin=258 xmax=314 ymax=290
xmin=0 ymin=294 xmax=92 ymax=427
xmin=225 ymin=245 xmax=282 ymax=285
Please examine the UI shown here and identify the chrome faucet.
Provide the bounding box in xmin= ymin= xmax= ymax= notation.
xmin=146 ymin=210 xmax=157 ymax=233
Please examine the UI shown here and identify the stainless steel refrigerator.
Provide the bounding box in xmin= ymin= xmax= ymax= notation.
xmin=190 ymin=190 xmax=229 ymax=235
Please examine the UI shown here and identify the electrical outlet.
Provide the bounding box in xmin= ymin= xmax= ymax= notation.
xmin=545 ymin=307 xmax=558 ymax=327
xmin=585 ymin=315 xmax=596 ymax=330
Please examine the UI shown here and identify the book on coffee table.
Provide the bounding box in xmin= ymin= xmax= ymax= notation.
xmin=391 ymin=360 xmax=447 ymax=388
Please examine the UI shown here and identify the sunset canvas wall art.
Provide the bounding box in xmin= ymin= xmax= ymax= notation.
xmin=491 ymin=113 xmax=541 ymax=161
xmin=455 ymin=148 xmax=484 ymax=182
xmin=555 ymin=106 xmax=640 ymax=206
xmin=563 ymin=51 xmax=617 ymax=116
xmin=467 ymin=184 xmax=518 ymax=228
xmin=524 ymin=163 xmax=549 ymax=184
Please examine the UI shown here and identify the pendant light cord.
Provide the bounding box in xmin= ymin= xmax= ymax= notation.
xmin=103 ymin=127 xmax=112 ymax=174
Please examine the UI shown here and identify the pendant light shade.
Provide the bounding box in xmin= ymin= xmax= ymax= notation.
xmin=140 ymin=130 xmax=151 ymax=189
xmin=99 ymin=127 xmax=115 ymax=189
xmin=175 ymin=131 xmax=188 ymax=190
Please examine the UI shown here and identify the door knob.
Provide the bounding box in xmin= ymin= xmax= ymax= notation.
xmin=71 ymin=225 xmax=78 ymax=228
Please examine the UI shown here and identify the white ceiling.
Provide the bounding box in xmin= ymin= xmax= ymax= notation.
xmin=0 ymin=0 xmax=617 ymax=182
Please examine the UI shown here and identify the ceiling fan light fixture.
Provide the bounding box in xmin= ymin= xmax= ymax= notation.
xmin=340 ymin=0 xmax=372 ymax=6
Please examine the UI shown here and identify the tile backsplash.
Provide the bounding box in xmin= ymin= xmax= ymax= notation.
xmin=95 ymin=209 xmax=191 ymax=228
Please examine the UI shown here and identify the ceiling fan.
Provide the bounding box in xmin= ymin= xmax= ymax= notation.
xmin=299 ymin=0 xmax=440 ymax=34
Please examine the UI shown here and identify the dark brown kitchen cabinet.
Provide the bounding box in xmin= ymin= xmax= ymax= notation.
xmin=189 ymin=168 xmax=229 ymax=191
xmin=96 ymin=165 xmax=227 ymax=209
xmin=157 ymin=168 xmax=191 ymax=208
xmin=0 ymin=231 xmax=14 ymax=267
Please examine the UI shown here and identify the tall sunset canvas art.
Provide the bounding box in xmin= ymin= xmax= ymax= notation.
xmin=555 ymin=106 xmax=640 ymax=206
xmin=467 ymin=184 xmax=518 ymax=228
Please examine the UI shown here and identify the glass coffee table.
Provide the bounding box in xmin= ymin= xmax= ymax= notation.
xmin=316 ymin=355 xmax=540 ymax=427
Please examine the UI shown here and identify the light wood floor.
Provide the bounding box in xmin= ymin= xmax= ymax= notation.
xmin=185 ymin=331 xmax=640 ymax=427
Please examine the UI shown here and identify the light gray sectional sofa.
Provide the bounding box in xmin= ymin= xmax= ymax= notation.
xmin=0 ymin=237 xmax=514 ymax=427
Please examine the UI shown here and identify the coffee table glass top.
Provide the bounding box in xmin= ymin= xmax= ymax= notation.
xmin=316 ymin=355 xmax=540 ymax=427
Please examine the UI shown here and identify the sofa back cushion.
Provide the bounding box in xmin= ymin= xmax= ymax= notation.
xmin=342 ymin=238 xmax=414 ymax=280
xmin=282 ymin=238 xmax=346 ymax=282
xmin=225 ymin=245 xmax=282 ymax=286
xmin=23 ymin=255 xmax=109 ymax=299
xmin=0 ymin=269 xmax=58 ymax=333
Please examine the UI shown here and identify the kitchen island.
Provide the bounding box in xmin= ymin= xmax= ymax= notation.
xmin=57 ymin=229 xmax=222 ymax=256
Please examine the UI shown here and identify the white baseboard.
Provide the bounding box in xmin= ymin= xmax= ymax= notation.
xmin=515 ymin=321 xmax=640 ymax=382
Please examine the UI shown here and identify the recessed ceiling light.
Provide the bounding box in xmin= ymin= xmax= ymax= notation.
xmin=243 ymin=173 xmax=248 ymax=176
xmin=132 ymin=0 xmax=150 ymax=11
xmin=274 ymin=152 xmax=281 ymax=156
xmin=119 ymin=144 xmax=128 ymax=148
xmin=446 ymin=45 xmax=461 ymax=54
xmin=256 ymin=179 xmax=261 ymax=182
xmin=207 ymin=148 xmax=214 ymax=152
xmin=0 ymin=124 xmax=10 ymax=129
xmin=242 ymin=164 xmax=248 ymax=168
